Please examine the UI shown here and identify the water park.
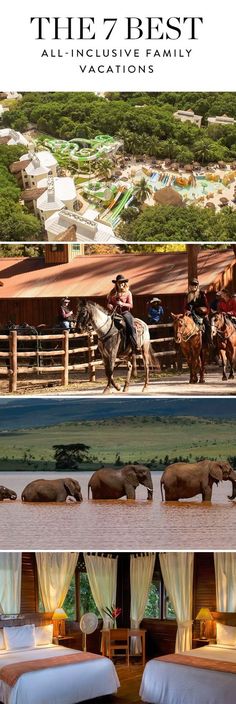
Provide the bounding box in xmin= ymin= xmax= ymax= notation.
xmin=32 ymin=132 xmax=236 ymax=231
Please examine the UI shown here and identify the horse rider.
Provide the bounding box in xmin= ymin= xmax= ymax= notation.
xmin=147 ymin=297 xmax=164 ymax=325
xmin=107 ymin=274 xmax=139 ymax=353
xmin=184 ymin=278 xmax=211 ymax=344
xmin=218 ymin=288 xmax=236 ymax=327
xmin=58 ymin=297 xmax=74 ymax=330
xmin=210 ymin=291 xmax=222 ymax=313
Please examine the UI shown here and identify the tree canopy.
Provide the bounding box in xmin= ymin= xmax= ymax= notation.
xmin=3 ymin=92 xmax=236 ymax=165
xmin=0 ymin=145 xmax=43 ymax=241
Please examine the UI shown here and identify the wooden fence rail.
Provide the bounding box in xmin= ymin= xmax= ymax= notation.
xmin=0 ymin=322 xmax=178 ymax=393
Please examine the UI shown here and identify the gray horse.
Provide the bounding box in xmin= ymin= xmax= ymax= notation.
xmin=76 ymin=300 xmax=159 ymax=393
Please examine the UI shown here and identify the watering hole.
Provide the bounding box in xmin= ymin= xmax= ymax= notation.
xmin=0 ymin=471 xmax=236 ymax=551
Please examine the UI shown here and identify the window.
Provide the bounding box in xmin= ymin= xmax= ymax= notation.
xmin=144 ymin=568 xmax=176 ymax=620
xmin=80 ymin=573 xmax=99 ymax=617
xmin=38 ymin=559 xmax=99 ymax=621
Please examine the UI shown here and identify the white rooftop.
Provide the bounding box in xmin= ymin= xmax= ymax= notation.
xmin=20 ymin=150 xmax=58 ymax=175
xmin=45 ymin=209 xmax=124 ymax=243
xmin=0 ymin=128 xmax=28 ymax=146
xmin=208 ymin=114 xmax=236 ymax=124
xmin=38 ymin=176 xmax=76 ymax=203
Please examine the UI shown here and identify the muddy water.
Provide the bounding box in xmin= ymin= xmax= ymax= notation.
xmin=1 ymin=472 xmax=236 ymax=551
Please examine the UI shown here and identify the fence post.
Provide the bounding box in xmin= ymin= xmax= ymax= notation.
xmin=9 ymin=330 xmax=17 ymax=393
xmin=88 ymin=331 xmax=96 ymax=382
xmin=62 ymin=330 xmax=69 ymax=386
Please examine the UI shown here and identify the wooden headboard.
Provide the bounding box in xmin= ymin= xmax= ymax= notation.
xmin=0 ymin=613 xmax=52 ymax=629
xmin=212 ymin=611 xmax=236 ymax=626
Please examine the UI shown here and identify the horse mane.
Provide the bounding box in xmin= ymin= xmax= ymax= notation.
xmin=82 ymin=300 xmax=108 ymax=315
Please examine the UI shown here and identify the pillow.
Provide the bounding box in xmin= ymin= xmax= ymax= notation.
xmin=216 ymin=622 xmax=236 ymax=646
xmin=35 ymin=624 xmax=53 ymax=646
xmin=3 ymin=624 xmax=36 ymax=651
xmin=0 ymin=630 xmax=5 ymax=650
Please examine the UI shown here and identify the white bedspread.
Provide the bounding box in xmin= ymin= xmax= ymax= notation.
xmin=0 ymin=644 xmax=120 ymax=704
xmin=140 ymin=644 xmax=236 ymax=704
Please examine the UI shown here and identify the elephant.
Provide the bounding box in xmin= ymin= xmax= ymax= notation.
xmin=0 ymin=486 xmax=17 ymax=501
xmin=160 ymin=460 xmax=236 ymax=502
xmin=88 ymin=464 xmax=153 ymax=500
xmin=21 ymin=478 xmax=83 ymax=503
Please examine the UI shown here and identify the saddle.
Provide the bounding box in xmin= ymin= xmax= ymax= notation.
xmin=113 ymin=315 xmax=144 ymax=354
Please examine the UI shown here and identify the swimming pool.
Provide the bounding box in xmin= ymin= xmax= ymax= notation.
xmin=150 ymin=172 xmax=226 ymax=201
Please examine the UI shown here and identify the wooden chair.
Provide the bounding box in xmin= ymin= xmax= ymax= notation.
xmin=107 ymin=628 xmax=129 ymax=665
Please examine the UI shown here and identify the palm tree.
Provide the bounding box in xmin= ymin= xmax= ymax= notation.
xmin=134 ymin=178 xmax=152 ymax=204
xmin=97 ymin=157 xmax=113 ymax=181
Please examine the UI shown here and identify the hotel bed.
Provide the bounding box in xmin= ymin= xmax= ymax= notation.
xmin=0 ymin=643 xmax=120 ymax=704
xmin=140 ymin=644 xmax=236 ymax=704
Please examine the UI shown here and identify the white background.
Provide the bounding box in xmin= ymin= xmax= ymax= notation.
xmin=0 ymin=1 xmax=235 ymax=91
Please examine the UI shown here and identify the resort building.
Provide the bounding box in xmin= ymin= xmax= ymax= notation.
xmin=0 ymin=127 xmax=28 ymax=146
xmin=20 ymin=150 xmax=58 ymax=189
xmin=173 ymin=109 xmax=202 ymax=127
xmin=44 ymin=209 xmax=124 ymax=243
xmin=207 ymin=114 xmax=236 ymax=126
xmin=36 ymin=175 xmax=77 ymax=222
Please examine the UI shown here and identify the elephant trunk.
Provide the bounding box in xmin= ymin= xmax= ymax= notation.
xmin=142 ymin=477 xmax=153 ymax=501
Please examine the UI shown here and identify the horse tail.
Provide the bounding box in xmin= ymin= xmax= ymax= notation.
xmin=149 ymin=344 xmax=160 ymax=370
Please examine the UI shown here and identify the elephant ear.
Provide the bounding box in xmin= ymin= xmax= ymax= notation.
xmin=209 ymin=463 xmax=223 ymax=482
xmin=125 ymin=467 xmax=139 ymax=488
xmin=64 ymin=478 xmax=75 ymax=495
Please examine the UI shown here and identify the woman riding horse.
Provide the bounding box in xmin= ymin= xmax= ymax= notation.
xmin=184 ymin=278 xmax=211 ymax=345
xmin=107 ymin=274 xmax=138 ymax=353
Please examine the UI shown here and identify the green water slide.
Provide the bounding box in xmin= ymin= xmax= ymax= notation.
xmin=106 ymin=187 xmax=134 ymax=228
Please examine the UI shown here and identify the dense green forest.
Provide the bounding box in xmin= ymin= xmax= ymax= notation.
xmin=2 ymin=92 xmax=236 ymax=241
xmin=118 ymin=204 xmax=236 ymax=241
xmin=3 ymin=92 xmax=236 ymax=164
xmin=0 ymin=145 xmax=43 ymax=240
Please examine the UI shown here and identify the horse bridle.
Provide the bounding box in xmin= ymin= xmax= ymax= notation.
xmin=176 ymin=318 xmax=200 ymax=343
xmin=212 ymin=314 xmax=236 ymax=341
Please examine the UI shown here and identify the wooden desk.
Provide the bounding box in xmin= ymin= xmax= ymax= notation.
xmin=101 ymin=628 xmax=146 ymax=667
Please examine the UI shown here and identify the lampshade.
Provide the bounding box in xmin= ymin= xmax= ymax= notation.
xmin=196 ymin=608 xmax=213 ymax=621
xmin=52 ymin=608 xmax=68 ymax=620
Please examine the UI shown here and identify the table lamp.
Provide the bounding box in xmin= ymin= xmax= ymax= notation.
xmin=195 ymin=607 xmax=213 ymax=639
xmin=52 ymin=608 xmax=68 ymax=637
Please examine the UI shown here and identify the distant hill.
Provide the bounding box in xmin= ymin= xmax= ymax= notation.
xmin=0 ymin=414 xmax=235 ymax=470
xmin=0 ymin=398 xmax=236 ymax=432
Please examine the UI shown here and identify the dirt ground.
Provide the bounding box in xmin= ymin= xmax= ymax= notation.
xmin=0 ymin=366 xmax=235 ymax=396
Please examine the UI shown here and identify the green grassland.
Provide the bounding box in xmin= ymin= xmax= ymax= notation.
xmin=0 ymin=416 xmax=235 ymax=471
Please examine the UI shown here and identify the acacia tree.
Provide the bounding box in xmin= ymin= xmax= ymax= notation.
xmin=53 ymin=443 xmax=91 ymax=469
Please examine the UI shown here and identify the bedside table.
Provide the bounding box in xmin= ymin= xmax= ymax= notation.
xmin=192 ymin=638 xmax=210 ymax=648
xmin=53 ymin=634 xmax=81 ymax=648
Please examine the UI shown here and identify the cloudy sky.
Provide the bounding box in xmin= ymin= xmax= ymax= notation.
xmin=0 ymin=398 xmax=235 ymax=431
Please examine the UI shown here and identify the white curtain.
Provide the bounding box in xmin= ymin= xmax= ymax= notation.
xmin=130 ymin=553 xmax=155 ymax=654
xmin=84 ymin=554 xmax=117 ymax=628
xmin=36 ymin=553 xmax=78 ymax=612
xmin=160 ymin=552 xmax=194 ymax=653
xmin=0 ymin=552 xmax=22 ymax=614
xmin=214 ymin=553 xmax=236 ymax=611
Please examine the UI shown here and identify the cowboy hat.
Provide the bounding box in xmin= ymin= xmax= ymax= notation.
xmin=189 ymin=278 xmax=199 ymax=286
xmin=61 ymin=296 xmax=70 ymax=303
xmin=150 ymin=297 xmax=162 ymax=303
xmin=112 ymin=274 xmax=129 ymax=284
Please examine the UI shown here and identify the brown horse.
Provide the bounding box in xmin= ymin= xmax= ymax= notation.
xmin=76 ymin=300 xmax=159 ymax=393
xmin=211 ymin=312 xmax=236 ymax=380
xmin=171 ymin=313 xmax=205 ymax=383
